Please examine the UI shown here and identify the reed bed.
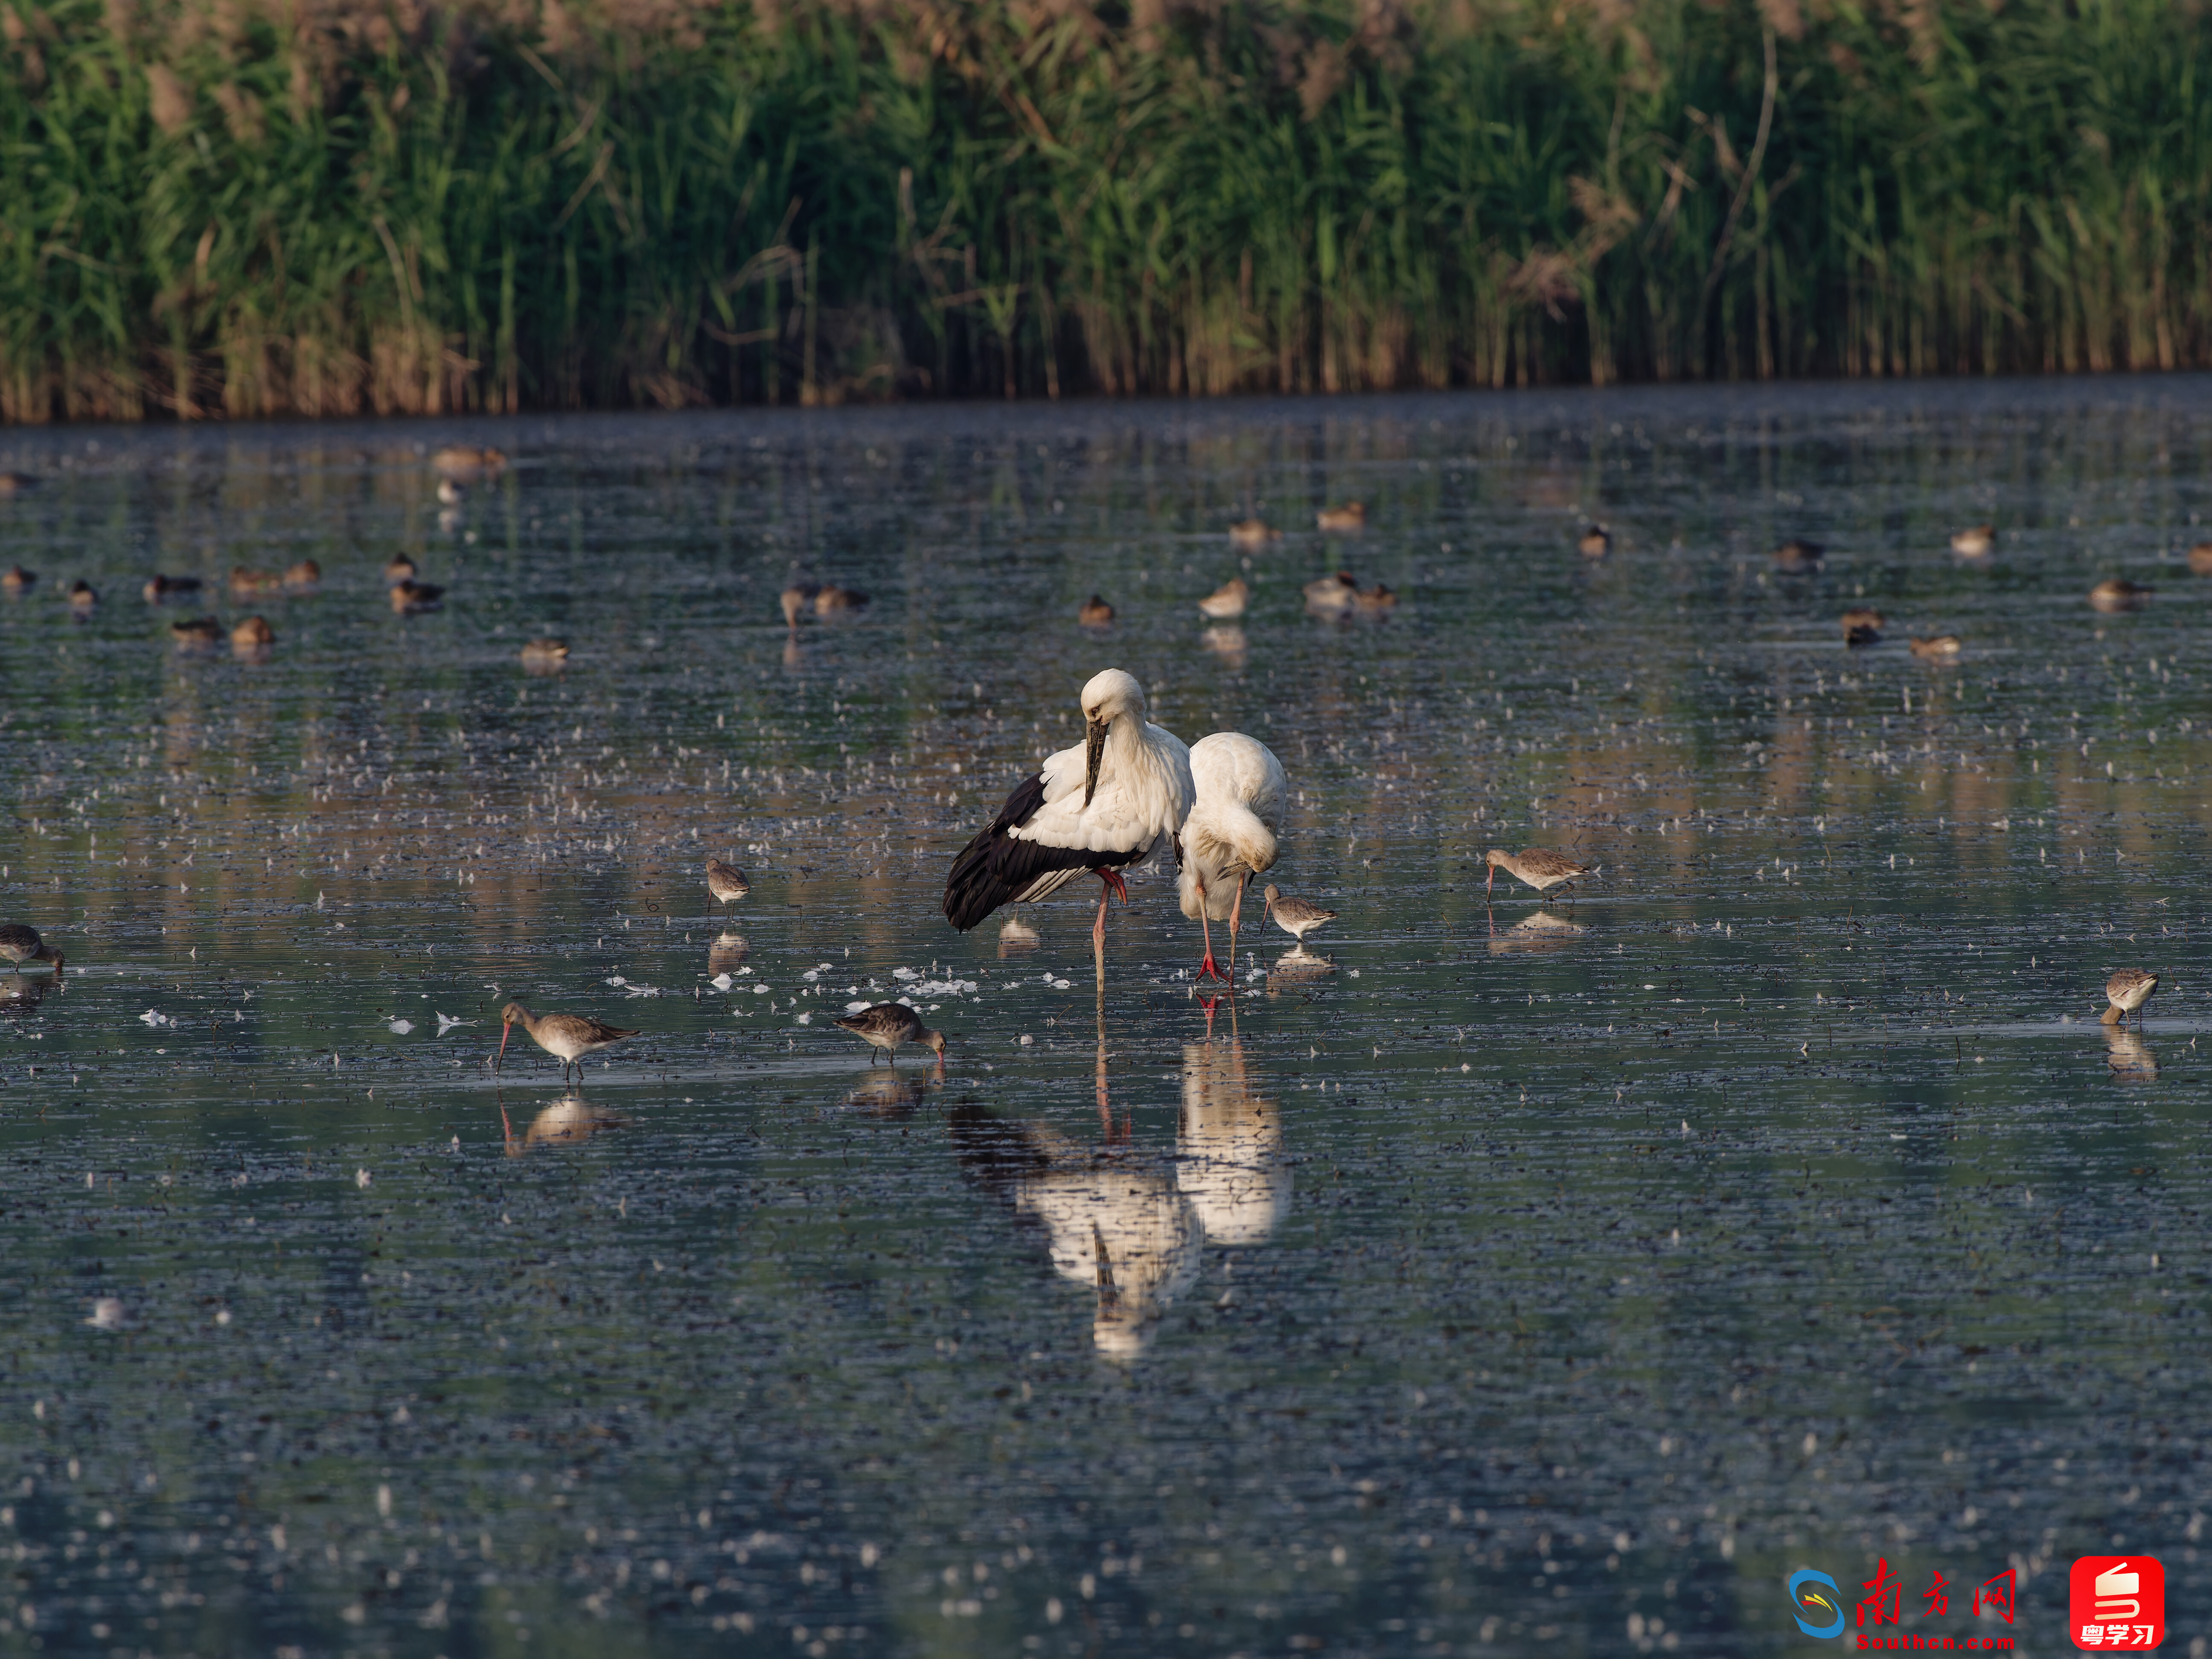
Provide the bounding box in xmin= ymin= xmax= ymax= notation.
xmin=1 ymin=0 xmax=2209 ymax=421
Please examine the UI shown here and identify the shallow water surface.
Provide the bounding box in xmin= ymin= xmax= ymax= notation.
xmin=3 ymin=378 xmax=2212 ymax=1656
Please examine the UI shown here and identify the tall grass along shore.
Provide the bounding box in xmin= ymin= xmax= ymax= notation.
xmin=1 ymin=0 xmax=2207 ymax=422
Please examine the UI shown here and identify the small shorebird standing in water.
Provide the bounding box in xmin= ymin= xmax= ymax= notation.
xmin=1771 ymin=538 xmax=1824 ymax=571
xmin=2190 ymin=542 xmax=2212 ymax=577
xmin=1229 ymin=519 xmax=1280 ymax=550
xmin=1078 ymin=595 xmax=1116 ymax=627
xmin=1909 ymin=634 xmax=1961 ymax=660
xmin=706 ymin=859 xmax=751 ymax=907
xmin=834 ymin=1002 xmax=948 ymax=1066
xmin=2 ymin=565 xmax=34 ymax=595
xmin=0 ymin=924 xmax=64 ymax=975
xmin=497 ymin=1002 xmax=639 ymax=1083
xmin=1198 ymin=578 xmax=1249 ymax=619
xmin=67 ymin=579 xmax=97 ymax=614
xmin=1303 ymin=572 xmax=1358 ymax=615
xmin=1485 ymin=847 xmax=1593 ymax=898
xmin=390 ymin=578 xmax=445 ymax=614
xmin=1840 ymin=607 xmax=1884 ymax=645
xmin=2089 ymin=578 xmax=2152 ymax=612
xmin=384 ymin=553 xmax=419 ymax=583
xmin=1950 ymin=524 xmax=1996 ymax=557
xmin=142 ymin=573 xmax=202 ymax=602
xmin=1262 ymin=885 xmax=1335 ymax=944
xmin=520 ymin=638 xmax=569 ymax=672
xmin=230 ymin=616 xmax=274 ymax=654
xmin=1578 ymin=525 xmax=1612 ymax=557
xmin=2101 ymin=969 xmax=2158 ymax=1028
xmin=1316 ymin=502 xmax=1366 ymax=533
xmin=432 ymin=445 xmax=506 ymax=480
xmin=170 ymin=617 xmax=222 ymax=647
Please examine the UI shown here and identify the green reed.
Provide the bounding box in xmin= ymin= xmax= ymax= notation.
xmin=0 ymin=0 xmax=2209 ymax=421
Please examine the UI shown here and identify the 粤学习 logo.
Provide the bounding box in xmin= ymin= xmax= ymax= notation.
xmin=2070 ymin=1557 xmax=2164 ymax=1650
xmin=1789 ymin=1569 xmax=1847 ymax=1639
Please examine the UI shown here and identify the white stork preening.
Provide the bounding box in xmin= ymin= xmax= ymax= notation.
xmin=943 ymin=668 xmax=1194 ymax=955
xmin=1176 ymin=732 xmax=1287 ymax=981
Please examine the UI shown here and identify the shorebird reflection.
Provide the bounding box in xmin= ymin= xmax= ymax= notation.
xmin=501 ymin=1094 xmax=627 ymax=1155
xmin=840 ymin=1071 xmax=929 ymax=1118
xmin=707 ymin=934 xmax=750 ymax=975
xmin=1266 ymin=946 xmax=1333 ymax=994
xmin=1487 ymin=908 xmax=1588 ymax=955
xmin=2103 ymin=1027 xmax=2159 ymax=1084
xmin=998 ymin=914 xmax=1042 ymax=956
xmin=1 ymin=972 xmax=54 ymax=1011
xmin=1179 ymin=1038 xmax=1288 ymax=1246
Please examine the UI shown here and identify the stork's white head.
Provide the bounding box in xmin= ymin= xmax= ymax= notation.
xmin=1080 ymin=668 xmax=1147 ymax=806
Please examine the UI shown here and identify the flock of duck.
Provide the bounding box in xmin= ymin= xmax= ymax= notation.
xmin=1575 ymin=516 xmax=2190 ymax=652
xmin=0 ymin=447 xmax=570 ymax=667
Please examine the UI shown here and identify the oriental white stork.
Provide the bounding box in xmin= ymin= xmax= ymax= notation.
xmin=943 ymin=669 xmax=1193 ymax=955
xmin=1176 ymin=732 xmax=1287 ymax=981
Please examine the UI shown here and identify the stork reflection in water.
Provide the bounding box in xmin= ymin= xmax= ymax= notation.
xmin=948 ymin=1100 xmax=1201 ymax=1362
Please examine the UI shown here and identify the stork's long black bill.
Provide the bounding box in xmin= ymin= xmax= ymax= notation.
xmin=1083 ymin=717 xmax=1108 ymax=806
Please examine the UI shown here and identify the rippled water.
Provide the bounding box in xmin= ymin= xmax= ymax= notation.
xmin=3 ymin=377 xmax=2210 ymax=1657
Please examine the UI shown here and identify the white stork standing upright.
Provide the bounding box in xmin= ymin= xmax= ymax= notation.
xmin=1177 ymin=732 xmax=1287 ymax=981
xmin=943 ymin=669 xmax=1193 ymax=959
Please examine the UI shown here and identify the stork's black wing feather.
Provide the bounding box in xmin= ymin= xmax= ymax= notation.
xmin=941 ymin=771 xmax=1142 ymax=931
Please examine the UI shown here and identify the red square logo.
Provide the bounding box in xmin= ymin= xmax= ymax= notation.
xmin=2071 ymin=1557 xmax=2164 ymax=1650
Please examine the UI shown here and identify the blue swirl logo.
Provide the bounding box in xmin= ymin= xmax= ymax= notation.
xmin=1789 ymin=1569 xmax=1846 ymax=1639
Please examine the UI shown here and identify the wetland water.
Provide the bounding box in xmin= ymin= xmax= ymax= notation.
xmin=2 ymin=378 xmax=2209 ymax=1657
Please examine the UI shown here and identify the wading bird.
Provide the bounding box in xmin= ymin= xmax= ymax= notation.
xmin=1578 ymin=525 xmax=1612 ymax=557
xmin=1078 ymin=594 xmax=1116 ymax=627
xmin=1 ymin=566 xmax=34 ymax=595
xmin=390 ymin=579 xmax=444 ymax=614
xmin=2102 ymin=969 xmax=2158 ymax=1029
xmin=1841 ymin=607 xmax=1884 ymax=645
xmin=1950 ymin=524 xmax=1996 ymax=557
xmin=2089 ymin=578 xmax=2151 ymax=613
xmin=142 ymin=574 xmax=201 ymax=602
xmin=1178 ymin=733 xmax=1286 ymax=981
xmin=496 ymin=1002 xmax=638 ymax=1083
xmin=834 ymin=1002 xmax=949 ymax=1066
xmin=706 ymin=859 xmax=751 ymax=907
xmin=520 ymin=638 xmax=569 ymax=671
xmin=943 ymin=667 xmax=1193 ymax=958
xmin=1316 ymin=502 xmax=1366 ymax=533
xmin=1261 ymin=885 xmax=1334 ymax=945
xmin=432 ymin=445 xmax=506 ymax=480
xmin=1485 ymin=847 xmax=1593 ymax=898
xmin=1197 ymin=578 xmax=1249 ymax=619
xmin=1771 ymin=538 xmax=1824 ymax=572
xmin=0 ymin=924 xmax=64 ymax=975
xmin=1229 ymin=519 xmax=1280 ymax=550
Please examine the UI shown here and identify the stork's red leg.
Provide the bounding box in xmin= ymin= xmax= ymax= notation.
xmin=1227 ymin=877 xmax=1248 ymax=976
xmin=1195 ymin=876 xmax=1223 ymax=981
